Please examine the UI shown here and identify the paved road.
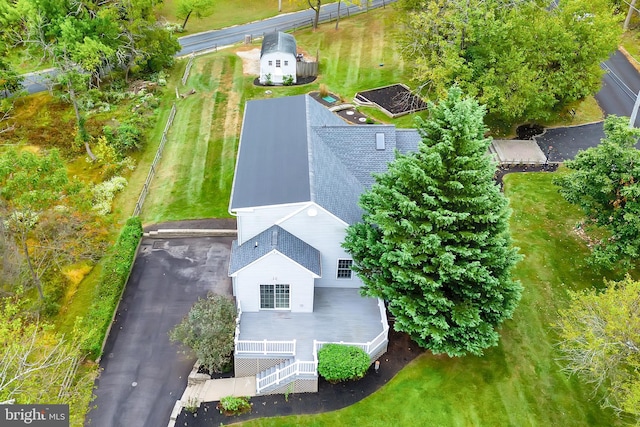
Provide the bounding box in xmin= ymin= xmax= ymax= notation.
xmin=535 ymin=51 xmax=640 ymax=161
xmin=177 ymin=0 xmax=397 ymax=56
xmin=86 ymin=236 xmax=233 ymax=427
xmin=596 ymin=50 xmax=640 ymax=127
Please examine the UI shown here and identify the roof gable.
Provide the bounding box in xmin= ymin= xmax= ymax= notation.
xmin=261 ymin=32 xmax=297 ymax=57
xmin=229 ymin=225 xmax=321 ymax=276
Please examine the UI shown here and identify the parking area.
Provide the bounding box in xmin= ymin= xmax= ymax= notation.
xmin=86 ymin=235 xmax=233 ymax=427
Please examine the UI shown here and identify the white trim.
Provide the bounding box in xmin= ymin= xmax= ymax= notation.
xmin=229 ymin=250 xmax=321 ymax=278
xmin=259 ymin=283 xmax=291 ymax=310
xmin=231 ymin=201 xmax=309 ymax=213
xmin=336 ymin=258 xmax=354 ymax=280
xmin=274 ymin=202 xmax=315 ymax=225
xmin=277 ymin=202 xmax=349 ymax=228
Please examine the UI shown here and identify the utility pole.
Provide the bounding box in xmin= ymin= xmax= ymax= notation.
xmin=630 ymin=90 xmax=640 ymax=128
xmin=624 ymin=0 xmax=638 ymax=31
xmin=279 ymin=0 xmax=282 ymax=12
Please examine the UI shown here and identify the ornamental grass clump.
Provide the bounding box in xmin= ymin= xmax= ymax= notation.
xmin=317 ymin=344 xmax=370 ymax=383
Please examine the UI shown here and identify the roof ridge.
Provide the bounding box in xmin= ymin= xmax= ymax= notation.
xmin=306 ymin=95 xmax=317 ymax=204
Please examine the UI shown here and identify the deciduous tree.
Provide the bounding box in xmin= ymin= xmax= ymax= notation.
xmin=554 ymin=115 xmax=640 ymax=270
xmin=0 ymin=298 xmax=97 ymax=426
xmin=555 ymin=275 xmax=640 ymax=422
xmin=176 ymin=0 xmax=215 ymax=30
xmin=343 ymin=87 xmax=522 ymax=357
xmin=398 ymin=0 xmax=620 ymax=124
xmin=0 ymin=148 xmax=105 ymax=303
xmin=170 ymin=293 xmax=236 ymax=373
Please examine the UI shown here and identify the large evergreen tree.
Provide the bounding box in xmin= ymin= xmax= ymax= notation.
xmin=343 ymin=87 xmax=522 ymax=357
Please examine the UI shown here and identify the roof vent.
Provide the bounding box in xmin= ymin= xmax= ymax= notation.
xmin=376 ymin=133 xmax=385 ymax=151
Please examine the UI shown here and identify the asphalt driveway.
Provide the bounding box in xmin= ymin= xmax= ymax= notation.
xmin=85 ymin=235 xmax=233 ymax=427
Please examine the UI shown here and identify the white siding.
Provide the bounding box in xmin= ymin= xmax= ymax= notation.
xmin=260 ymin=52 xmax=297 ymax=84
xmin=235 ymin=251 xmax=315 ymax=313
xmin=236 ymin=203 xmax=307 ymax=245
xmin=278 ymin=203 xmax=363 ymax=289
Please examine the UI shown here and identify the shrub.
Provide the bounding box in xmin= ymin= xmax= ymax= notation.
xmin=92 ymin=176 xmax=128 ymax=215
xmin=317 ymin=344 xmax=371 ymax=383
xmin=217 ymin=396 xmax=251 ymax=416
xmin=283 ymin=74 xmax=294 ymax=86
xmin=264 ymin=73 xmax=272 ymax=86
xmin=170 ymin=293 xmax=236 ymax=374
xmin=103 ymin=120 xmax=144 ymax=155
xmin=80 ymin=217 xmax=143 ymax=357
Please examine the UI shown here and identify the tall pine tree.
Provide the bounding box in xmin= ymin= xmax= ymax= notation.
xmin=343 ymin=87 xmax=522 ymax=356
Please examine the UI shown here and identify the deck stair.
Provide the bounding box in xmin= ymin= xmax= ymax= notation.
xmin=255 ymin=358 xmax=317 ymax=395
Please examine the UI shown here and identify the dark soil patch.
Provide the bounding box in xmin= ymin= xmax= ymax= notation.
xmin=253 ymin=75 xmax=317 ymax=86
xmin=515 ymin=124 xmax=545 ymax=140
xmin=356 ymin=84 xmax=428 ymax=116
xmin=176 ymin=327 xmax=424 ymax=426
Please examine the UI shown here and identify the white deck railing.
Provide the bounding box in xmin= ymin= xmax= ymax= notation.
xmin=315 ymin=298 xmax=390 ymax=359
xmin=235 ymin=339 xmax=296 ymax=355
xmin=256 ymin=360 xmax=317 ymax=394
xmin=234 ymin=302 xmax=296 ymax=356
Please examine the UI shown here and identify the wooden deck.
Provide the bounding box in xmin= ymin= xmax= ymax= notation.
xmin=237 ymin=288 xmax=385 ymax=361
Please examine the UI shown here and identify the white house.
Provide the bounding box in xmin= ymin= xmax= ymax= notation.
xmin=228 ymin=94 xmax=422 ymax=395
xmin=259 ymin=32 xmax=298 ymax=85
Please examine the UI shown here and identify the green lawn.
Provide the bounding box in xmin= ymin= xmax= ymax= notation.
xmin=234 ymin=171 xmax=621 ymax=427
xmin=156 ymin=0 xmax=306 ymax=35
xmin=139 ymin=8 xmax=423 ymax=224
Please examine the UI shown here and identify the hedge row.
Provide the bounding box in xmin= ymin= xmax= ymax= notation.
xmin=81 ymin=216 xmax=143 ymax=358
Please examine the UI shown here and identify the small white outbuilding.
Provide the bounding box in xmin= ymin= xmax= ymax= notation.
xmin=259 ymin=31 xmax=297 ymax=85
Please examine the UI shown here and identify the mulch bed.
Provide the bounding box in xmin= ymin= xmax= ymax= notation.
xmin=176 ymin=326 xmax=424 ymax=426
xmin=356 ymin=84 xmax=428 ymax=116
xmin=253 ymin=75 xmax=317 ymax=86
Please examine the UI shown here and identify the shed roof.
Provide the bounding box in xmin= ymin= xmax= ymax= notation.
xmin=261 ymin=32 xmax=297 ymax=57
xmin=229 ymin=225 xmax=321 ymax=276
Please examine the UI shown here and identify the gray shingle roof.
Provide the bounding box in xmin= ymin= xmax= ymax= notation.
xmin=261 ymin=32 xmax=297 ymax=57
xmin=230 ymin=95 xmax=311 ymax=210
xmin=229 ymin=94 xmax=423 ymax=225
xmin=229 ymin=225 xmax=321 ymax=276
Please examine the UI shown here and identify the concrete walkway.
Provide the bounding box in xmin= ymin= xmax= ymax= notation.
xmin=490 ymin=140 xmax=548 ymax=165
xmin=168 ymin=371 xmax=256 ymax=427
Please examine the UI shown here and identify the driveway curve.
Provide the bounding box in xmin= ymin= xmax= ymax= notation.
xmin=86 ymin=234 xmax=233 ymax=427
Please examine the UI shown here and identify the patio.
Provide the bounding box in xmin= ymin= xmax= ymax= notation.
xmin=237 ymin=288 xmax=387 ymax=361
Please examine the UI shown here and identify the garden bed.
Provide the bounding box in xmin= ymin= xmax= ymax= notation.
xmin=355 ymin=84 xmax=428 ymax=117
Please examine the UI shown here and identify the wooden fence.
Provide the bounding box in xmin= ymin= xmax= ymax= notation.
xmin=296 ymin=61 xmax=318 ymax=78
xmin=132 ymin=103 xmax=177 ymax=217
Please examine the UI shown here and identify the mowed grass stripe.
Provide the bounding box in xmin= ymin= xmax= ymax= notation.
xmin=142 ymin=57 xmax=225 ymax=222
xmin=220 ymin=56 xmax=243 ymax=192
xmin=187 ymin=58 xmax=224 ymax=205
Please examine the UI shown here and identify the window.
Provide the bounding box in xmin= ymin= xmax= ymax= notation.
xmin=260 ymin=284 xmax=290 ymax=309
xmin=284 ymin=60 xmax=289 ymax=66
xmin=275 ymin=59 xmax=281 ymax=68
xmin=337 ymin=259 xmax=353 ymax=279
xmin=268 ymin=60 xmax=273 ymax=66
